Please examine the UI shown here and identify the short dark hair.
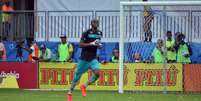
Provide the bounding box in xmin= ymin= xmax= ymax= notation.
xmin=91 ymin=19 xmax=99 ymax=24
xmin=167 ymin=31 xmax=172 ymax=33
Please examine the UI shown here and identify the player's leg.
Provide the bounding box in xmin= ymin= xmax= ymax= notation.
xmin=147 ymin=20 xmax=152 ymax=42
xmin=144 ymin=16 xmax=148 ymax=42
xmin=68 ymin=59 xmax=88 ymax=93
xmin=84 ymin=70 xmax=100 ymax=87
xmin=67 ymin=59 xmax=88 ymax=101
xmin=80 ymin=59 xmax=100 ymax=96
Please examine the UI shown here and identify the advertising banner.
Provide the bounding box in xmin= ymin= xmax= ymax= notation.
xmin=184 ymin=64 xmax=201 ymax=92
xmin=125 ymin=63 xmax=182 ymax=91
xmin=0 ymin=62 xmax=38 ymax=89
xmin=39 ymin=63 xmax=182 ymax=91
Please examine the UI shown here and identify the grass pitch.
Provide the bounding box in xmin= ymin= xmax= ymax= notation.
xmin=0 ymin=89 xmax=201 ymax=101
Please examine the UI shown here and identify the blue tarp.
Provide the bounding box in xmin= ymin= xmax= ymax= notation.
xmin=3 ymin=41 xmax=201 ymax=63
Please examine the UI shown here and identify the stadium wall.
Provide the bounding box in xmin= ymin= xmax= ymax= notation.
xmin=37 ymin=0 xmax=201 ymax=11
xmin=38 ymin=62 xmax=201 ymax=92
xmin=0 ymin=62 xmax=201 ymax=92
xmin=0 ymin=62 xmax=38 ymax=89
xmin=37 ymin=0 xmax=120 ymax=11
xmin=39 ymin=63 xmax=183 ymax=91
xmin=184 ymin=64 xmax=201 ymax=92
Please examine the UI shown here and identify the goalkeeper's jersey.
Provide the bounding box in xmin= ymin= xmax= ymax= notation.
xmin=80 ymin=29 xmax=102 ymax=61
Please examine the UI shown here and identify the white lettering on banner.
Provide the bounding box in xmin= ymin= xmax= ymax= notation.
xmin=0 ymin=71 xmax=20 ymax=79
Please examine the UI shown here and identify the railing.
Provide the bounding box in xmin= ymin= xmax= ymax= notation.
xmin=0 ymin=11 xmax=35 ymax=40
xmin=0 ymin=10 xmax=201 ymax=42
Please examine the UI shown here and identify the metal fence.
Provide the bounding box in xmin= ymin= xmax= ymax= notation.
xmin=0 ymin=11 xmax=34 ymax=40
xmin=0 ymin=10 xmax=201 ymax=42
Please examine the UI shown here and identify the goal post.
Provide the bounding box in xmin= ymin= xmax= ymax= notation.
xmin=119 ymin=1 xmax=201 ymax=94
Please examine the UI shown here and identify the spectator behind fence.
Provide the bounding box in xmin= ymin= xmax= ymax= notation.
xmin=58 ymin=34 xmax=73 ymax=62
xmin=165 ymin=31 xmax=176 ymax=63
xmin=133 ymin=53 xmax=142 ymax=63
xmin=111 ymin=48 xmax=119 ymax=63
xmin=143 ymin=0 xmax=154 ymax=42
xmin=175 ymin=33 xmax=191 ymax=64
xmin=0 ymin=36 xmax=6 ymax=61
xmin=39 ymin=44 xmax=52 ymax=62
xmin=2 ymin=1 xmax=14 ymax=40
xmin=152 ymin=39 xmax=165 ymax=63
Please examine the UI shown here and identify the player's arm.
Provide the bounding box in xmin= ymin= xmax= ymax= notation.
xmin=79 ymin=31 xmax=95 ymax=48
xmin=79 ymin=42 xmax=92 ymax=48
xmin=97 ymin=31 xmax=103 ymax=49
xmin=79 ymin=31 xmax=89 ymax=48
xmin=22 ymin=46 xmax=32 ymax=53
xmin=80 ymin=40 xmax=102 ymax=48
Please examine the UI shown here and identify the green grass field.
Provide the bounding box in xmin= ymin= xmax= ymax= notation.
xmin=0 ymin=89 xmax=201 ymax=101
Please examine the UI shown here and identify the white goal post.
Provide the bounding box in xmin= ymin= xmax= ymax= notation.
xmin=119 ymin=1 xmax=201 ymax=94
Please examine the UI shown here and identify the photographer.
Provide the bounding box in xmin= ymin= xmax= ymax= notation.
xmin=21 ymin=37 xmax=39 ymax=62
xmin=16 ymin=39 xmax=24 ymax=62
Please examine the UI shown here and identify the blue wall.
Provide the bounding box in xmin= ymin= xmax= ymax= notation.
xmin=3 ymin=41 xmax=201 ymax=63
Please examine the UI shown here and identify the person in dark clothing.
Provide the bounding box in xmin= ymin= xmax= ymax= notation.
xmin=67 ymin=19 xmax=103 ymax=101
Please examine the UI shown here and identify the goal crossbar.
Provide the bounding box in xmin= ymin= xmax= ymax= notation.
xmin=120 ymin=1 xmax=201 ymax=6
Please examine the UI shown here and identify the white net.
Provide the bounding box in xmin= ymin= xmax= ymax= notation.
xmin=119 ymin=1 xmax=201 ymax=94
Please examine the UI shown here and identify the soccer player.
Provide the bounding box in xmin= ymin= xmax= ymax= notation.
xmin=67 ymin=19 xmax=102 ymax=101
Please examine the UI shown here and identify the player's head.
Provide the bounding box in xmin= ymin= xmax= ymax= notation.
xmin=156 ymin=39 xmax=164 ymax=48
xmin=40 ymin=44 xmax=46 ymax=52
xmin=133 ymin=53 xmax=141 ymax=62
xmin=112 ymin=48 xmax=119 ymax=57
xmin=91 ymin=19 xmax=99 ymax=30
xmin=60 ymin=34 xmax=67 ymax=44
xmin=28 ymin=37 xmax=35 ymax=45
xmin=166 ymin=31 xmax=172 ymax=39
xmin=177 ymin=33 xmax=185 ymax=44
xmin=175 ymin=32 xmax=181 ymax=41
xmin=142 ymin=0 xmax=148 ymax=2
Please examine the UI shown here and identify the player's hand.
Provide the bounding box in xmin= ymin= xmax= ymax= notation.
xmin=89 ymin=41 xmax=97 ymax=46
xmin=90 ymin=39 xmax=102 ymax=47
xmin=97 ymin=43 xmax=103 ymax=48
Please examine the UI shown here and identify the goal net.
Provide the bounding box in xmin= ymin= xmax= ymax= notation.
xmin=119 ymin=1 xmax=201 ymax=93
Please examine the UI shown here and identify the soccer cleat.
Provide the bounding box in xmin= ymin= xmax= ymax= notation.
xmin=67 ymin=93 xmax=72 ymax=101
xmin=80 ymin=84 xmax=87 ymax=97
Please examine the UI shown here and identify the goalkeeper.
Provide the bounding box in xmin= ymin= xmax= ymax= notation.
xmin=67 ymin=19 xmax=102 ymax=101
